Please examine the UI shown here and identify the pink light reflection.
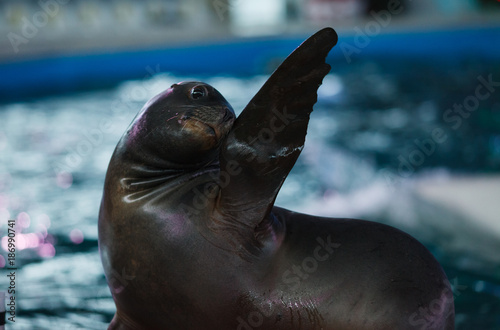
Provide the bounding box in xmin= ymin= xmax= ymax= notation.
xmin=45 ymin=234 xmax=56 ymax=245
xmin=38 ymin=243 xmax=56 ymax=258
xmin=56 ymin=171 xmax=73 ymax=189
xmin=36 ymin=224 xmax=48 ymax=238
xmin=25 ymin=233 xmax=43 ymax=249
xmin=16 ymin=234 xmax=26 ymax=250
xmin=1 ymin=233 xmax=43 ymax=251
xmin=0 ymin=255 xmax=5 ymax=268
xmin=69 ymin=229 xmax=84 ymax=244
xmin=17 ymin=212 xmax=31 ymax=229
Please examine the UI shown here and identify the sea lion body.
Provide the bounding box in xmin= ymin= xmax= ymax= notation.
xmin=98 ymin=28 xmax=454 ymax=329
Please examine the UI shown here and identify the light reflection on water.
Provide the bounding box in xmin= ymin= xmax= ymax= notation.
xmin=0 ymin=61 xmax=499 ymax=328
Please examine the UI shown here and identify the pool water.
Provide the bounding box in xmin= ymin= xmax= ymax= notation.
xmin=0 ymin=59 xmax=499 ymax=329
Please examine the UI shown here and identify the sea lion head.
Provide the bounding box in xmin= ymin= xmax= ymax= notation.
xmin=123 ymin=81 xmax=236 ymax=167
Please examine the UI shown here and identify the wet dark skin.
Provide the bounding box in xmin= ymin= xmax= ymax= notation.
xmin=98 ymin=28 xmax=454 ymax=329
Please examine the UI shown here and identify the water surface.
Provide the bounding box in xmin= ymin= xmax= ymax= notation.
xmin=0 ymin=60 xmax=499 ymax=329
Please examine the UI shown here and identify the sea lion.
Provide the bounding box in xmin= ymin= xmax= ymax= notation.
xmin=98 ymin=28 xmax=454 ymax=329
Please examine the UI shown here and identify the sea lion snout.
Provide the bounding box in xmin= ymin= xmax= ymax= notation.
xmin=165 ymin=82 xmax=236 ymax=150
xmin=181 ymin=104 xmax=234 ymax=142
xmin=190 ymin=104 xmax=234 ymax=125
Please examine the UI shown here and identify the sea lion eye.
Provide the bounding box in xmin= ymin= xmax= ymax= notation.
xmin=190 ymin=85 xmax=207 ymax=100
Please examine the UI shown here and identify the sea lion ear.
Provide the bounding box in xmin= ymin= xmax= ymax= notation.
xmin=217 ymin=28 xmax=338 ymax=231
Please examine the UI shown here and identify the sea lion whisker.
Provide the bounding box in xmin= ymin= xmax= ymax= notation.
xmin=180 ymin=121 xmax=188 ymax=133
xmin=166 ymin=114 xmax=179 ymax=122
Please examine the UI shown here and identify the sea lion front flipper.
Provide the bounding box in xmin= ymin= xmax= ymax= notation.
xmin=217 ymin=28 xmax=338 ymax=229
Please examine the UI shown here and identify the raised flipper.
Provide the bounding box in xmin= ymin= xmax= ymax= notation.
xmin=216 ymin=28 xmax=338 ymax=235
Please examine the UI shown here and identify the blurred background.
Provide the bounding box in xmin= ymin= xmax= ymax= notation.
xmin=0 ymin=0 xmax=499 ymax=328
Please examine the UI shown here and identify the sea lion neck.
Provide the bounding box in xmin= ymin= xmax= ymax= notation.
xmin=114 ymin=132 xmax=220 ymax=173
